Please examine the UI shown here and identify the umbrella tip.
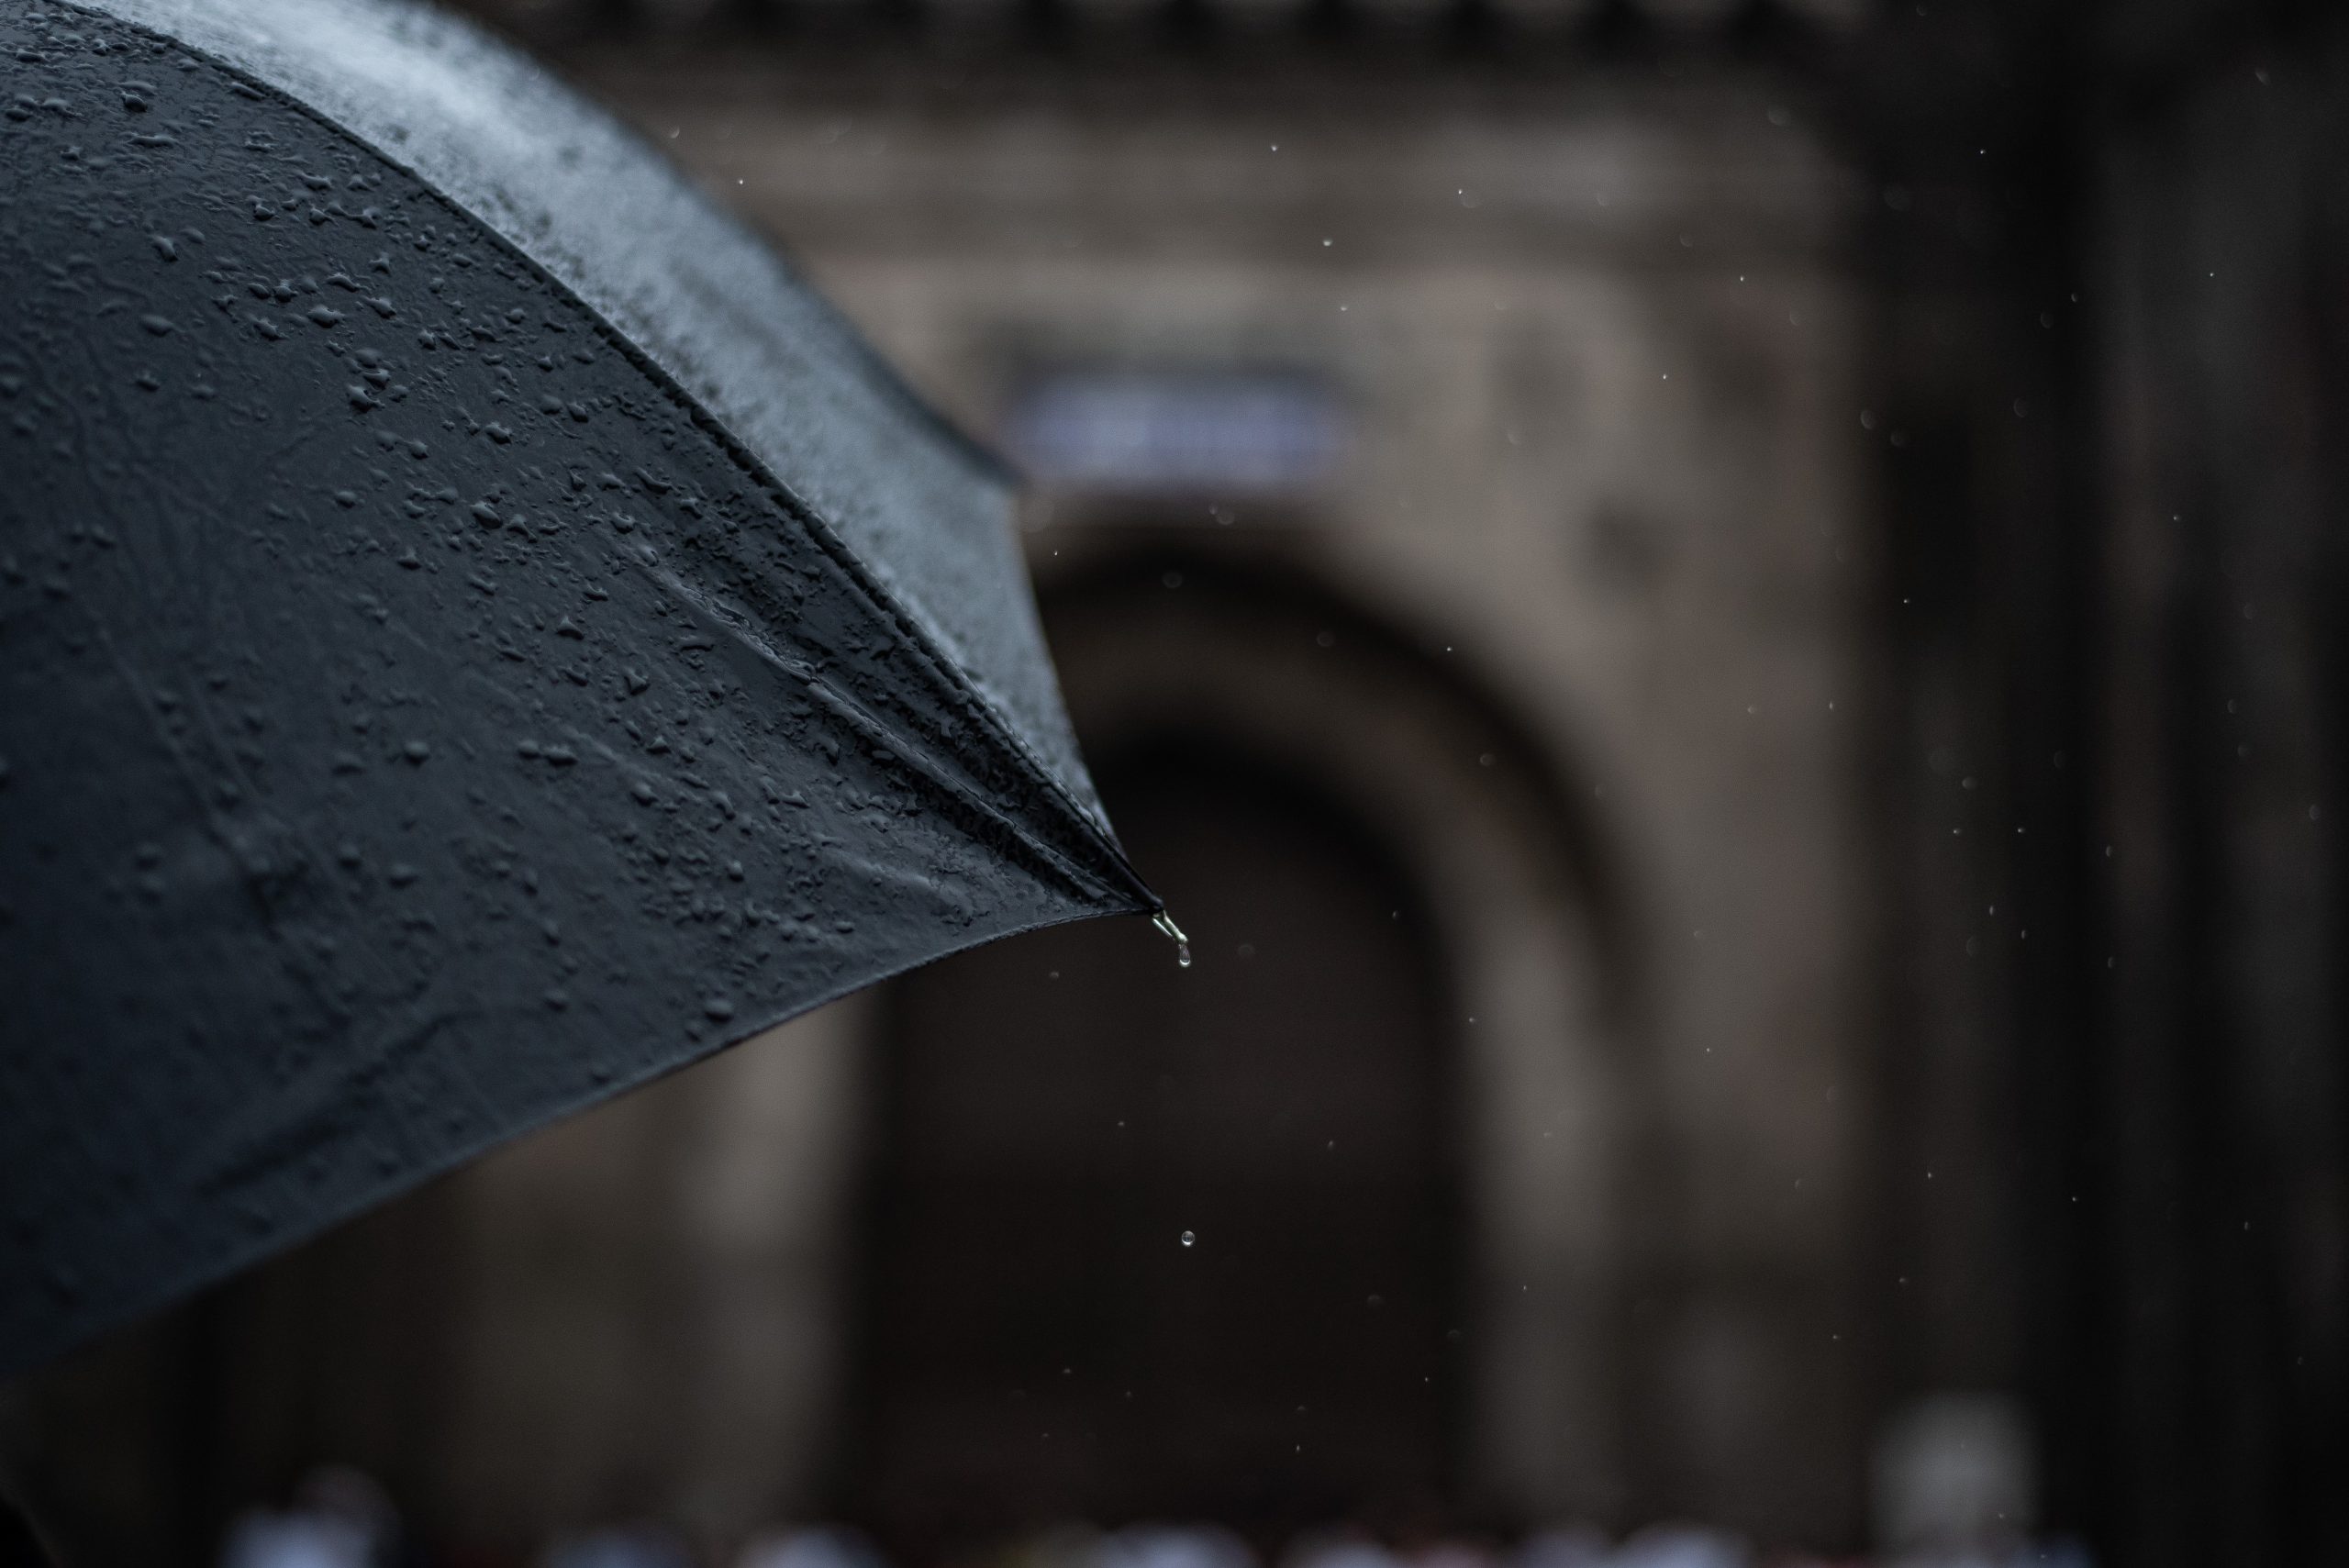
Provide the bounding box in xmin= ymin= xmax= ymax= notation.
xmin=1151 ymin=909 xmax=1193 ymax=970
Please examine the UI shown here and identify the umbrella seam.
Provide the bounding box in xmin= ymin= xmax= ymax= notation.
xmin=642 ymin=559 xmax=1139 ymax=908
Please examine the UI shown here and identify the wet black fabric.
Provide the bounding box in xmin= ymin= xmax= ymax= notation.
xmin=0 ymin=0 xmax=1153 ymax=1378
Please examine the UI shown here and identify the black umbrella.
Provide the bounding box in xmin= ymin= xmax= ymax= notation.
xmin=0 ymin=0 xmax=1175 ymax=1378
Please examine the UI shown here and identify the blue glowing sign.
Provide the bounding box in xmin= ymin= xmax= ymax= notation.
xmin=1005 ymin=368 xmax=1347 ymax=492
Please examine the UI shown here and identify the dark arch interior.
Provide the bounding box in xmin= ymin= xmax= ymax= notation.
xmin=847 ymin=742 xmax=1464 ymax=1555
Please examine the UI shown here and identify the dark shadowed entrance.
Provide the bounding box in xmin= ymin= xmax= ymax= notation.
xmin=851 ymin=745 xmax=1460 ymax=1551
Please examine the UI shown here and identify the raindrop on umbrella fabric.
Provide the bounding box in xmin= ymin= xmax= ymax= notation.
xmin=1180 ymin=1230 xmax=1196 ymax=1248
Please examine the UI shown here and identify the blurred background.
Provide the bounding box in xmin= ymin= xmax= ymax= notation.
xmin=4 ymin=0 xmax=2345 ymax=1562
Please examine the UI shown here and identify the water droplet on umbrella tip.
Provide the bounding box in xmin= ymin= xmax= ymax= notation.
xmin=1180 ymin=1230 xmax=1196 ymax=1248
xmin=1152 ymin=909 xmax=1191 ymax=969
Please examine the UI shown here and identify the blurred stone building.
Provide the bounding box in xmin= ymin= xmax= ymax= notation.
xmin=5 ymin=0 xmax=2345 ymax=1564
xmin=573 ymin=19 xmax=1872 ymax=1547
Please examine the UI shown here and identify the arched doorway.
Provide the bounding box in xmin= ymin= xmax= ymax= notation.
xmin=851 ymin=743 xmax=1463 ymax=1551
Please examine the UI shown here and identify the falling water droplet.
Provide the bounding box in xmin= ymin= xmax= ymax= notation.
xmin=1180 ymin=1230 xmax=1196 ymax=1248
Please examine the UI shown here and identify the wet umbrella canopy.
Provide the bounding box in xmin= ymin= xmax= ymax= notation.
xmin=0 ymin=0 xmax=1163 ymax=1376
